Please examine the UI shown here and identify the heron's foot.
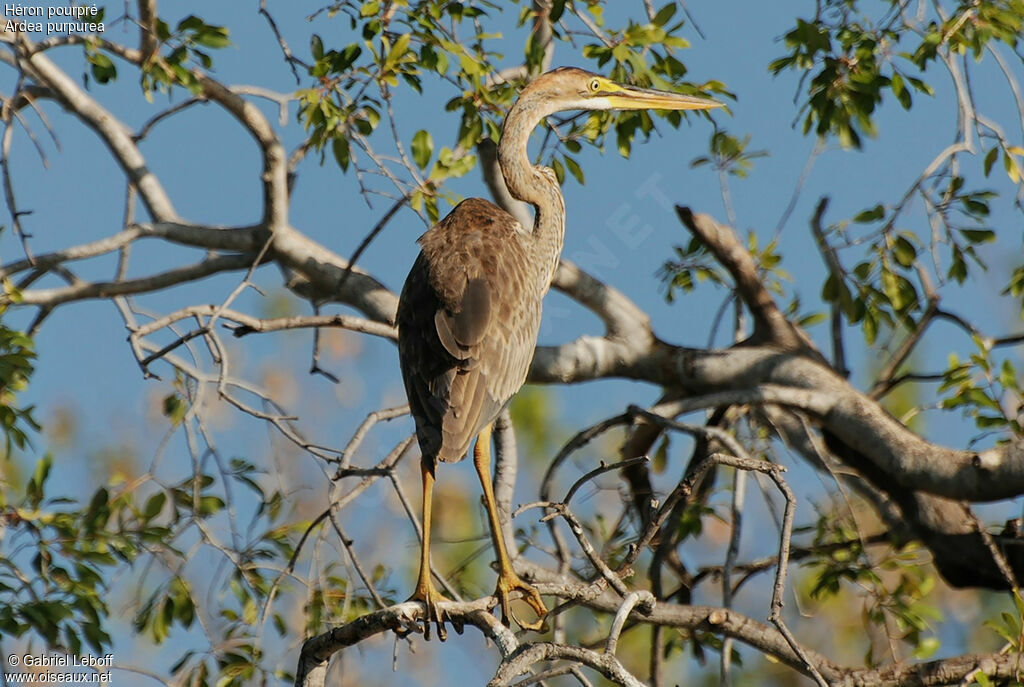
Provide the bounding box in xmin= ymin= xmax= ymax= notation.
xmin=407 ymin=580 xmax=449 ymax=641
xmin=494 ymin=571 xmax=548 ymax=632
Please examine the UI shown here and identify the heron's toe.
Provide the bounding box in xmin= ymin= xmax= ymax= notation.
xmin=407 ymin=583 xmax=449 ymax=641
xmin=495 ymin=573 xmax=548 ymax=632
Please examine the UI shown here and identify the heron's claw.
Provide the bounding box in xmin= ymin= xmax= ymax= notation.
xmin=495 ymin=572 xmax=548 ymax=632
xmin=407 ymin=581 xmax=449 ymax=641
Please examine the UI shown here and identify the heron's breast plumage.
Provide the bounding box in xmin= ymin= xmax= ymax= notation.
xmin=397 ymin=198 xmax=550 ymax=464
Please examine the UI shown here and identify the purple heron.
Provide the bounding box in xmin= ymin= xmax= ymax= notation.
xmin=397 ymin=67 xmax=721 ymax=640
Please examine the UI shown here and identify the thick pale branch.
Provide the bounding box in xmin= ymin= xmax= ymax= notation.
xmin=270 ymin=227 xmax=399 ymax=324
xmin=132 ymin=220 xmax=398 ymax=322
xmin=493 ymin=408 xmax=520 ymax=549
xmin=294 ymin=598 xmax=516 ymax=687
xmin=7 ymin=253 xmax=257 ymax=307
xmin=192 ymin=73 xmax=288 ymax=231
xmin=2 ymin=32 xmax=178 ymax=221
xmin=540 ymin=562 xmax=840 ymax=680
xmin=136 ymin=0 xmax=157 ymax=59
xmin=530 ymin=339 xmax=1024 ymax=503
xmin=0 ymin=227 xmax=141 ymax=280
xmin=672 ymin=350 xmax=1024 ymax=502
xmin=676 ymin=206 xmax=816 ymax=354
xmin=551 ymin=260 xmax=654 ymax=344
xmin=518 ymin=562 xmax=1024 ymax=686
xmin=293 ymin=568 xmax=1024 ymax=687
xmin=136 ymin=221 xmax=265 ymax=251
xmin=137 ymin=221 xmax=398 ymax=321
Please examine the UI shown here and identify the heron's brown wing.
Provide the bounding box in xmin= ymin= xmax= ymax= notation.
xmin=397 ymin=198 xmax=538 ymax=464
xmin=434 ymin=277 xmax=490 ymax=361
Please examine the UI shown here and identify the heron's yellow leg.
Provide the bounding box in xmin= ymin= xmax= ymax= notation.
xmin=408 ymin=458 xmax=448 ymax=640
xmin=473 ymin=424 xmax=548 ymax=631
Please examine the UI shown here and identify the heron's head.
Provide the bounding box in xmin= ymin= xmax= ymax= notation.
xmin=522 ymin=67 xmax=723 ymax=114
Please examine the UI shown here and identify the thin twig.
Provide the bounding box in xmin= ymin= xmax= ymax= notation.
xmin=328 ymin=515 xmax=388 ymax=609
xmin=336 ymin=195 xmax=408 ymax=292
xmin=563 ymin=456 xmax=649 ymax=506
xmin=337 ymin=405 xmax=410 ymax=470
xmin=720 ymin=468 xmax=746 ymax=687
xmin=534 ymin=501 xmax=629 ymax=597
xmin=259 ymin=0 xmax=307 ymax=82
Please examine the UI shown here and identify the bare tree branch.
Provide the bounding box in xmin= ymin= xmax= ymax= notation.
xmin=676 ymin=205 xmax=821 ymax=356
xmin=294 ymin=599 xmax=517 ymax=687
xmin=4 ymin=253 xmax=258 ymax=307
xmin=530 ymin=338 xmax=1024 ymax=504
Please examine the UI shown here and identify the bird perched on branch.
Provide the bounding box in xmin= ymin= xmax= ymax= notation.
xmin=397 ymin=67 xmax=721 ymax=640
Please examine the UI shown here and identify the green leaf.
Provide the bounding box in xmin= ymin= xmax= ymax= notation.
xmin=564 ymin=155 xmax=584 ymax=184
xmin=193 ymin=26 xmax=230 ymax=49
xmin=976 ymin=414 xmax=1007 ymax=428
xmin=197 ymin=495 xmax=225 ymax=517
xmin=853 ymin=204 xmax=884 ymax=223
xmin=388 ymin=33 xmax=411 ymax=64
xmin=959 ymin=229 xmax=995 ymax=243
xmin=653 ymin=436 xmax=669 ymax=474
xmin=893 ymin=236 xmax=917 ymax=267
xmin=913 ymin=636 xmax=940 ymax=659
xmin=652 ymin=3 xmax=677 ymax=27
xmin=331 ymin=44 xmax=363 ymax=72
xmin=143 ymin=492 xmax=166 ymax=521
xmin=177 ymin=15 xmax=204 ymax=32
xmin=863 ymin=308 xmax=878 ymax=345
xmin=948 ymin=245 xmax=968 ymax=283
xmin=1005 ymin=149 xmax=1021 ymax=184
xmin=550 ymin=0 xmax=566 ymax=22
xmin=821 ymin=273 xmax=839 ymax=302
xmin=983 ymin=147 xmax=999 ymax=176
xmin=905 ymin=76 xmax=933 ymax=95
xmin=85 ymin=488 xmax=110 ymax=530
xmin=798 ymin=311 xmax=827 ymax=327
xmin=33 ymin=454 xmax=52 ymax=492
xmin=332 ymin=137 xmax=350 ymax=172
xmin=162 ymin=393 xmax=186 ymax=426
xmin=411 ymin=130 xmax=433 ymax=170
xmin=89 ymin=53 xmax=117 ymax=84
xmin=551 ymin=157 xmax=565 ymax=184
xmin=891 ymin=71 xmax=912 ymax=109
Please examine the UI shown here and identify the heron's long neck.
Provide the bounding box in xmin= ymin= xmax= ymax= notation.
xmin=498 ymin=98 xmax=565 ymax=292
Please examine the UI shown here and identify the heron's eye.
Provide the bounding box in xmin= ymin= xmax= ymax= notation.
xmin=588 ymin=78 xmax=600 ymax=92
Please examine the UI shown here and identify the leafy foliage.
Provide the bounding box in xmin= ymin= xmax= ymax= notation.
xmin=296 ymin=0 xmax=725 ymax=225
xmin=803 ymin=512 xmax=941 ymax=663
xmin=659 ymin=235 xmax=727 ymax=302
xmin=690 ymin=131 xmax=769 ymax=179
xmin=0 ymin=457 xmax=157 ymax=656
xmin=770 ymin=6 xmax=926 ymax=148
xmin=0 ymin=321 xmax=38 ymax=456
xmin=939 ymin=341 xmax=1023 ymax=436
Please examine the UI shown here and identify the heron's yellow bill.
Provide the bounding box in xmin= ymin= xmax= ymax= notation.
xmin=598 ymin=79 xmax=722 ymax=112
